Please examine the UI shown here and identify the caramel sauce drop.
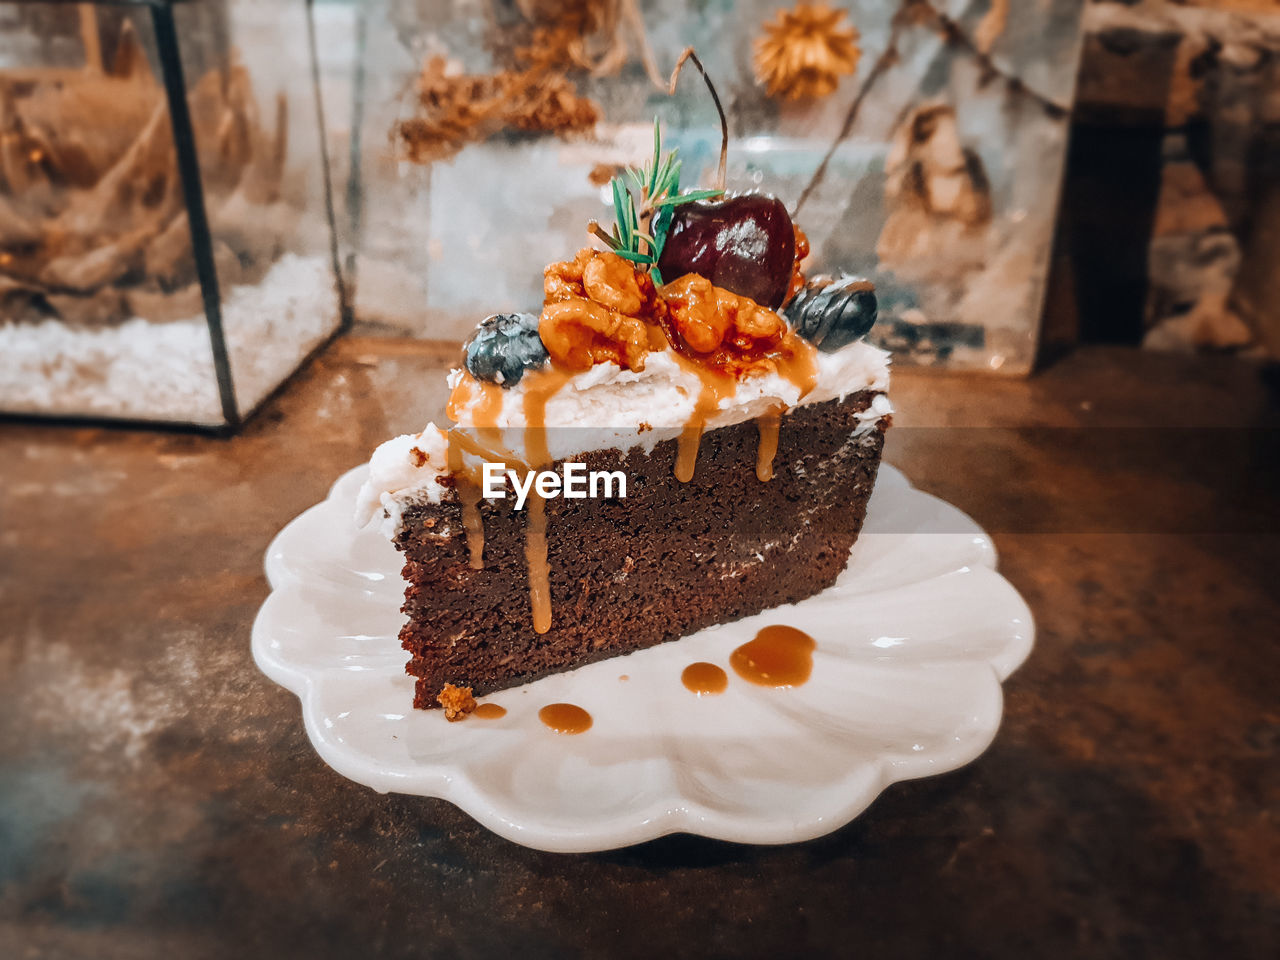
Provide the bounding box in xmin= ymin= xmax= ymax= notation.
xmin=473 ymin=702 xmax=507 ymax=719
xmin=682 ymin=661 xmax=728 ymax=696
xmin=538 ymin=703 xmax=592 ymax=734
xmin=729 ymin=625 xmax=816 ymax=687
xmin=755 ymin=406 xmax=783 ymax=482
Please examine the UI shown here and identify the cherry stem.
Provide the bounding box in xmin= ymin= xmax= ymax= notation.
xmin=668 ymin=47 xmax=727 ymax=192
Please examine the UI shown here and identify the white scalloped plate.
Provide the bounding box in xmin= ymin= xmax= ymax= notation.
xmin=252 ymin=464 xmax=1033 ymax=852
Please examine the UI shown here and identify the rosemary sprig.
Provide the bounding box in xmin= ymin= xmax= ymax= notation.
xmin=590 ymin=116 xmax=724 ymax=285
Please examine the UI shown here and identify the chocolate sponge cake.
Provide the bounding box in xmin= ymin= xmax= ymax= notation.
xmin=392 ymin=393 xmax=885 ymax=708
xmin=354 ymin=119 xmax=892 ymax=713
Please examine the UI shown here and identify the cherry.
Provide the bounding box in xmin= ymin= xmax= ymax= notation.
xmin=657 ymin=194 xmax=796 ymax=308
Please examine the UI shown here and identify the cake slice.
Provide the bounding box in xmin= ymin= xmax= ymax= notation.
xmin=355 ymin=123 xmax=891 ymax=712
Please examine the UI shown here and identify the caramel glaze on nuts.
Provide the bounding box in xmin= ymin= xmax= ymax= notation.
xmin=538 ymin=246 xmax=813 ymax=381
xmin=539 ymin=248 xmax=669 ymax=372
xmin=659 ymin=273 xmax=793 ymax=376
xmin=787 ymin=224 xmax=810 ymax=305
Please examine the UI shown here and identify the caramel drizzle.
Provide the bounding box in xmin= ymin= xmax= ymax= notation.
xmin=445 ymin=374 xmax=514 ymax=572
xmin=751 ymin=336 xmax=818 ymax=483
xmin=521 ymin=368 xmax=570 ymax=470
xmin=671 ymin=355 xmax=737 ymax=483
xmin=753 ymin=336 xmax=817 ymax=482
xmin=445 ymin=368 xmax=572 ymax=634
xmin=473 ymin=381 xmax=505 ymax=447
xmin=520 ymin=367 xmax=569 ymax=635
xmin=675 ymin=425 xmax=702 ymax=483
xmin=524 ymin=492 xmax=552 ymax=634
xmin=668 ymin=327 xmax=817 ymax=484
xmin=444 ymin=376 xmax=469 ymax=422
xmin=775 ymin=332 xmax=820 ymax=399
xmin=755 ymin=406 xmax=783 ymax=482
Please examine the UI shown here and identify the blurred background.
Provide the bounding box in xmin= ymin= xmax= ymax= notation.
xmin=3 ymin=0 xmax=1278 ymax=431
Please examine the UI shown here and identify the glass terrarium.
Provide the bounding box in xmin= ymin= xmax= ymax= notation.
xmin=0 ymin=0 xmax=347 ymax=430
xmin=347 ymin=0 xmax=1084 ymax=374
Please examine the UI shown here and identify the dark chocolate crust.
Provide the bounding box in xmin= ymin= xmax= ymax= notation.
xmin=394 ymin=392 xmax=887 ymax=708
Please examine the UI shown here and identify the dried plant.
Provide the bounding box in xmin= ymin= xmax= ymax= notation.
xmin=396 ymin=0 xmax=663 ymax=168
xmin=398 ymin=55 xmax=600 ymax=166
xmin=0 ymin=22 xmax=290 ymax=327
xmin=753 ymin=2 xmax=861 ymax=101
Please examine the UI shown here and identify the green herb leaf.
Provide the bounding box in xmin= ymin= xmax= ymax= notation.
xmin=655 ymin=153 xmax=679 ymax=200
xmin=598 ymin=118 xmax=713 ymax=279
xmin=654 ymin=188 xmax=725 ymax=208
xmin=652 ymin=206 xmax=673 ymax=260
xmin=610 ymin=248 xmax=655 ymax=265
xmin=626 ymin=168 xmax=646 ymax=196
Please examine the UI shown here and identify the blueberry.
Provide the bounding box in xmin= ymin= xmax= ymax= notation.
xmin=464 ymin=312 xmax=549 ymax=386
xmin=784 ymin=275 xmax=878 ymax=352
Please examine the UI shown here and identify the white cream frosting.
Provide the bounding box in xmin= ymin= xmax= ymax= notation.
xmin=355 ymin=340 xmax=891 ymax=535
xmin=355 ymin=423 xmax=452 ymax=537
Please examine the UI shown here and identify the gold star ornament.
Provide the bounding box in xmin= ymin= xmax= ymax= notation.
xmin=753 ymin=2 xmax=861 ymax=101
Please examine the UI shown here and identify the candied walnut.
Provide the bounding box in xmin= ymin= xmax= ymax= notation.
xmin=541 ymin=299 xmax=650 ymax=370
xmin=583 ymin=253 xmax=643 ymax=314
xmin=659 ymin=273 xmax=787 ymax=373
xmin=539 ymin=248 xmax=667 ymax=372
xmin=543 ymin=247 xmax=593 ymax=302
xmin=437 ymin=682 xmax=477 ymax=721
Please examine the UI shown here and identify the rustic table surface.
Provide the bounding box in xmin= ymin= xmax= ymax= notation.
xmin=2 ymin=343 xmax=1277 ymax=959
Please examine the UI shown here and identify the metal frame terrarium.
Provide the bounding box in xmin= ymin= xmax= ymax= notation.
xmin=0 ymin=0 xmax=349 ymax=432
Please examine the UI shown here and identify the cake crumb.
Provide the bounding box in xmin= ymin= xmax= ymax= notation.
xmin=437 ymin=683 xmax=477 ymax=721
xmin=410 ymin=446 xmax=429 ymax=467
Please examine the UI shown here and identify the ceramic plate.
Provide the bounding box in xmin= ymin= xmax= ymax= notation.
xmin=252 ymin=464 xmax=1033 ymax=852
